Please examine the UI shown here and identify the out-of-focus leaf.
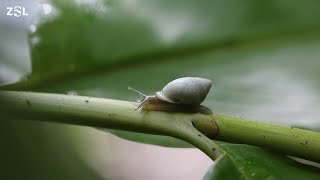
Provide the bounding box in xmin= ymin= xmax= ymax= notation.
xmin=9 ymin=0 xmax=320 ymax=87
xmin=204 ymin=143 xmax=320 ymax=180
xmin=0 ymin=120 xmax=104 ymax=180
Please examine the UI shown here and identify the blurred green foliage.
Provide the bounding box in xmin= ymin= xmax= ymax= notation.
xmin=1 ymin=0 xmax=320 ymax=179
xmin=204 ymin=143 xmax=320 ymax=179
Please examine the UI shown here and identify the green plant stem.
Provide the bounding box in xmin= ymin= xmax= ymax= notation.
xmin=213 ymin=114 xmax=320 ymax=162
xmin=0 ymin=91 xmax=222 ymax=160
xmin=1 ymin=91 xmax=320 ymax=162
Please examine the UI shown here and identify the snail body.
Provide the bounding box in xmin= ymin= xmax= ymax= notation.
xmin=129 ymin=77 xmax=212 ymax=113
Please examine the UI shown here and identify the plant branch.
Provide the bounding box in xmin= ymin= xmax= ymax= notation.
xmin=0 ymin=91 xmax=222 ymax=160
xmin=213 ymin=114 xmax=320 ymax=162
xmin=1 ymin=91 xmax=320 ymax=162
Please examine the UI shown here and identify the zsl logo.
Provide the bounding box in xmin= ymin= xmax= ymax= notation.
xmin=6 ymin=6 xmax=29 ymax=17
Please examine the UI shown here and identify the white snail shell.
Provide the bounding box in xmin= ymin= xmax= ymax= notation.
xmin=155 ymin=77 xmax=211 ymax=106
xmin=129 ymin=77 xmax=212 ymax=110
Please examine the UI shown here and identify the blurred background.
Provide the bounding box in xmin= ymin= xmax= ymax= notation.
xmin=1 ymin=0 xmax=320 ymax=179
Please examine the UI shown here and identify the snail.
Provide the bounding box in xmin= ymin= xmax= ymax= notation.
xmin=129 ymin=77 xmax=212 ymax=114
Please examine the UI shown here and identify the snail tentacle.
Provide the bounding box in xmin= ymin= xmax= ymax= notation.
xmin=128 ymin=86 xmax=154 ymax=110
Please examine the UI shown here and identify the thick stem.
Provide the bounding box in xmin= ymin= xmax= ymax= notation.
xmin=213 ymin=114 xmax=320 ymax=162
xmin=0 ymin=91 xmax=221 ymax=160
xmin=1 ymin=91 xmax=320 ymax=162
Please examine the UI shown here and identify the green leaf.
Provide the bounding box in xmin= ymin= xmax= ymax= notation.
xmin=0 ymin=119 xmax=104 ymax=180
xmin=204 ymin=143 xmax=320 ymax=180
xmin=9 ymin=0 xmax=320 ymax=88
